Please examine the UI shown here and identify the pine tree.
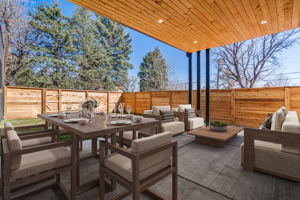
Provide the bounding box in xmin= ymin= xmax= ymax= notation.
xmin=69 ymin=7 xmax=109 ymax=90
xmin=28 ymin=1 xmax=75 ymax=88
xmin=95 ymin=16 xmax=133 ymax=90
xmin=138 ymin=47 xmax=169 ymax=91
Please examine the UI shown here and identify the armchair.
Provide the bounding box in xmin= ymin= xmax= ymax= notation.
xmin=176 ymin=104 xmax=204 ymax=131
xmin=99 ymin=132 xmax=178 ymax=200
xmin=142 ymin=105 xmax=185 ymax=136
xmin=3 ymin=122 xmax=54 ymax=148
xmin=2 ymin=129 xmax=73 ymax=200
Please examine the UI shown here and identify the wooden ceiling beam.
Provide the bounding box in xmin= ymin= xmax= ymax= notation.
xmin=67 ymin=0 xmax=300 ymax=52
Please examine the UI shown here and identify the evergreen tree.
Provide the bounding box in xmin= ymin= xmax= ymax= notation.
xmin=138 ymin=47 xmax=169 ymax=91
xmin=95 ymin=16 xmax=132 ymax=90
xmin=28 ymin=1 xmax=75 ymax=88
xmin=69 ymin=8 xmax=109 ymax=90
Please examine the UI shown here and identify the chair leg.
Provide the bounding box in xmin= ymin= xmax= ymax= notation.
xmin=99 ymin=171 xmax=105 ymax=200
xmin=172 ymin=171 xmax=178 ymax=200
xmin=132 ymin=191 xmax=140 ymax=200
xmin=3 ymin=155 xmax=10 ymax=200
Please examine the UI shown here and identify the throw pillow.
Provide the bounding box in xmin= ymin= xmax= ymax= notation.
xmin=271 ymin=108 xmax=286 ymax=131
xmin=160 ymin=110 xmax=175 ymax=123
xmin=261 ymin=114 xmax=272 ymax=130
xmin=185 ymin=108 xmax=195 ymax=118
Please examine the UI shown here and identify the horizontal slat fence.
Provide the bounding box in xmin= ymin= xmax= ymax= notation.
xmin=123 ymin=87 xmax=300 ymax=128
xmin=4 ymin=86 xmax=122 ymax=120
xmin=4 ymin=86 xmax=300 ymax=128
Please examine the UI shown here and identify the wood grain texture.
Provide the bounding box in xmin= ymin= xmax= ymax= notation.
xmin=5 ymin=86 xmax=122 ymax=120
xmin=67 ymin=0 xmax=300 ymax=52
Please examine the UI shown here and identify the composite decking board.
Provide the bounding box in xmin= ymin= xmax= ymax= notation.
xmin=2 ymin=134 xmax=300 ymax=200
xmin=177 ymin=141 xmax=300 ymax=200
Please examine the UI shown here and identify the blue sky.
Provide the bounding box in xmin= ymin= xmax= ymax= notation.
xmin=32 ymin=0 xmax=300 ymax=86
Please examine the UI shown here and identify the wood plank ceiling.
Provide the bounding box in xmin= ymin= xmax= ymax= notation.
xmin=68 ymin=0 xmax=300 ymax=53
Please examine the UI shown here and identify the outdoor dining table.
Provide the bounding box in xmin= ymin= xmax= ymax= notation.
xmin=37 ymin=113 xmax=160 ymax=199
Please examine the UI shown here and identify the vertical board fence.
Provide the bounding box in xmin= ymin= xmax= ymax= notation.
xmin=122 ymin=87 xmax=300 ymax=128
xmin=4 ymin=86 xmax=122 ymax=120
xmin=4 ymin=86 xmax=300 ymax=128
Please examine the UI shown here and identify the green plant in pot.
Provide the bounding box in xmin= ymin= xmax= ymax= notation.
xmin=210 ymin=120 xmax=228 ymax=132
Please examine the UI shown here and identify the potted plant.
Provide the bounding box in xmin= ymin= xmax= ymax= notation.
xmin=210 ymin=120 xmax=228 ymax=132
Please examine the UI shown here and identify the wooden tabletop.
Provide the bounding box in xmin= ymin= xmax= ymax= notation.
xmin=188 ymin=126 xmax=243 ymax=141
xmin=38 ymin=113 xmax=159 ymax=138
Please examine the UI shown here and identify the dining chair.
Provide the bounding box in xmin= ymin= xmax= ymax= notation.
xmin=99 ymin=131 xmax=178 ymax=200
xmin=2 ymin=129 xmax=73 ymax=200
xmin=3 ymin=122 xmax=55 ymax=148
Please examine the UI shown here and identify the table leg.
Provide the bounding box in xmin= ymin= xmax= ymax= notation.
xmin=92 ymin=137 xmax=97 ymax=154
xmin=110 ymin=133 xmax=117 ymax=190
xmin=119 ymin=131 xmax=123 ymax=148
xmin=133 ymin=130 xmax=137 ymax=140
xmin=71 ymin=134 xmax=79 ymax=200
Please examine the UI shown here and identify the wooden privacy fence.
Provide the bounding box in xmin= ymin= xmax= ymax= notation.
xmin=4 ymin=86 xmax=122 ymax=120
xmin=4 ymin=86 xmax=300 ymax=128
xmin=122 ymin=87 xmax=300 ymax=128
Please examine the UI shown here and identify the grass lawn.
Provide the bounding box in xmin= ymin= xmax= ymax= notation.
xmin=0 ymin=118 xmax=45 ymax=128
xmin=1 ymin=118 xmax=70 ymax=140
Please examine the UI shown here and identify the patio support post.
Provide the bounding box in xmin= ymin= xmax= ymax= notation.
xmin=205 ymin=49 xmax=210 ymax=126
xmin=187 ymin=52 xmax=192 ymax=104
xmin=196 ymin=51 xmax=201 ymax=111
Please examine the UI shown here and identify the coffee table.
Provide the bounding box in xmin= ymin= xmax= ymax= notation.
xmin=188 ymin=126 xmax=243 ymax=147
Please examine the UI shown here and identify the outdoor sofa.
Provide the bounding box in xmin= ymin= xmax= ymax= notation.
xmin=241 ymin=107 xmax=300 ymax=182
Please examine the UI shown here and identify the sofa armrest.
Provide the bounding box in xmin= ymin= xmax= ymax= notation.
xmin=243 ymin=128 xmax=300 ymax=172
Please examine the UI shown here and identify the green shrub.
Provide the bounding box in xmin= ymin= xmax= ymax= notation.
xmin=210 ymin=120 xmax=227 ymax=127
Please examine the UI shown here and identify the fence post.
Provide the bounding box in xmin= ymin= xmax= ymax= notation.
xmin=285 ymin=87 xmax=291 ymax=110
xmin=42 ymin=88 xmax=46 ymax=114
xmin=170 ymin=91 xmax=173 ymax=108
xmin=107 ymin=92 xmax=110 ymax=113
xmin=3 ymin=86 xmax=7 ymax=120
xmin=231 ymin=89 xmax=235 ymax=125
xmin=58 ymin=89 xmax=62 ymax=113
xmin=134 ymin=92 xmax=137 ymax=113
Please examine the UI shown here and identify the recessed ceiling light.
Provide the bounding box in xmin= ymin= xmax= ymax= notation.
xmin=261 ymin=20 xmax=267 ymax=24
xmin=193 ymin=41 xmax=198 ymax=44
xmin=158 ymin=19 xmax=164 ymax=23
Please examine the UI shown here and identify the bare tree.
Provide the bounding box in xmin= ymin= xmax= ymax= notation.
xmin=264 ymin=74 xmax=290 ymax=87
xmin=214 ymin=30 xmax=299 ymax=88
xmin=124 ymin=75 xmax=139 ymax=92
xmin=0 ymin=0 xmax=30 ymax=85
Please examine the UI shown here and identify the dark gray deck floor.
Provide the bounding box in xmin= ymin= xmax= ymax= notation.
xmin=2 ymin=132 xmax=300 ymax=200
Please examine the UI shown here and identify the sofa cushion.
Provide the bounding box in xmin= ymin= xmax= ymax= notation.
xmin=160 ymin=110 xmax=175 ymax=123
xmin=281 ymin=111 xmax=300 ymax=155
xmin=261 ymin=114 xmax=273 ymax=130
xmin=240 ymin=141 xmax=300 ymax=179
xmin=188 ymin=117 xmax=204 ymax=130
xmin=11 ymin=147 xmax=71 ymax=181
xmin=7 ymin=130 xmax=22 ymax=171
xmin=21 ymin=137 xmax=52 ymax=148
xmin=144 ymin=110 xmax=153 ymax=115
xmin=185 ymin=108 xmax=195 ymax=118
xmin=271 ymin=108 xmax=286 ymax=131
xmin=105 ymin=153 xmax=171 ymax=182
xmin=178 ymin=104 xmax=192 ymax=112
xmin=161 ymin=121 xmax=185 ymax=136
xmin=152 ymin=106 xmax=170 ymax=115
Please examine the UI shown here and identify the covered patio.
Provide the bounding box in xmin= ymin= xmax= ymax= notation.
xmin=4 ymin=132 xmax=300 ymax=200
xmin=1 ymin=0 xmax=300 ymax=200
